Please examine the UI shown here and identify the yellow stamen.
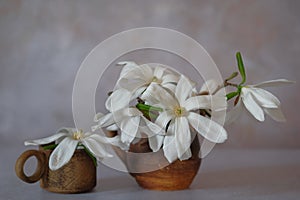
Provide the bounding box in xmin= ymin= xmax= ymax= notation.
xmin=174 ymin=106 xmax=186 ymax=117
xmin=152 ymin=76 xmax=162 ymax=84
xmin=73 ymin=129 xmax=84 ymax=140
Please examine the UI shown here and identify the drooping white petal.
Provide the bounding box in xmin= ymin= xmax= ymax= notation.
xmin=175 ymin=75 xmax=195 ymax=104
xmin=48 ymin=137 xmax=78 ymax=170
xmin=174 ymin=117 xmax=191 ymax=158
xmin=24 ymin=132 xmax=68 ymax=146
xmin=140 ymin=84 xmax=178 ymax=109
xmin=182 ymin=95 xmax=226 ymax=112
xmin=81 ymin=137 xmax=113 ymax=159
xmin=162 ymin=123 xmax=178 ymax=163
xmin=247 ymin=87 xmax=280 ymax=108
xmin=252 ymin=79 xmax=294 ymax=88
xmin=120 ymin=116 xmax=140 ymax=144
xmin=153 ymin=66 xmax=166 ymax=79
xmin=187 ymin=112 xmax=227 ymax=143
xmin=263 ymin=107 xmax=286 ymax=122
xmin=200 ymin=79 xmax=220 ymax=94
xmin=178 ymin=147 xmax=192 ymax=161
xmin=148 ymin=135 xmax=164 ymax=152
xmin=241 ymin=89 xmax=265 ymax=121
xmin=225 ymin=99 xmax=243 ymax=125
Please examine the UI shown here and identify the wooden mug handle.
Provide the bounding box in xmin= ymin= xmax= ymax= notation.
xmin=15 ymin=150 xmax=46 ymax=183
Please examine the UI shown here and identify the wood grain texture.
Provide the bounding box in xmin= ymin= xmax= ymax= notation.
xmin=15 ymin=147 xmax=96 ymax=193
xmin=39 ymin=148 xmax=96 ymax=193
xmin=108 ymin=131 xmax=201 ymax=190
xmin=130 ymin=135 xmax=201 ymax=190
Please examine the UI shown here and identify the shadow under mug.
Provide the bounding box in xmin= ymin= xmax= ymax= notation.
xmin=15 ymin=147 xmax=96 ymax=193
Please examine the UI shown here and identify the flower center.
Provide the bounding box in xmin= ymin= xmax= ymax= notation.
xmin=152 ymin=76 xmax=162 ymax=84
xmin=73 ymin=129 xmax=84 ymax=140
xmin=174 ymin=106 xmax=186 ymax=117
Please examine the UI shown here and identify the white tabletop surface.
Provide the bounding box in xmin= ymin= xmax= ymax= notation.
xmin=2 ymin=143 xmax=300 ymax=200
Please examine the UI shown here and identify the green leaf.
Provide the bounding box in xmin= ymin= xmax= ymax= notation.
xmin=226 ymin=91 xmax=239 ymax=100
xmin=236 ymin=52 xmax=246 ymax=85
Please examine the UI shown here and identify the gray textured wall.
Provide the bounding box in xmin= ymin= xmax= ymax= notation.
xmin=1 ymin=0 xmax=299 ymax=148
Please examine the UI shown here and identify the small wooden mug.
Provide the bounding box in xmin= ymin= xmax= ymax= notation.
xmin=15 ymin=147 xmax=96 ymax=193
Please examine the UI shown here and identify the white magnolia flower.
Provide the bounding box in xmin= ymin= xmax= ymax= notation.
xmin=25 ymin=128 xmax=117 ymax=170
xmin=116 ymin=61 xmax=179 ymax=94
xmin=141 ymin=75 xmax=228 ymax=163
xmin=226 ymin=79 xmax=294 ymax=124
xmin=93 ymin=89 xmax=164 ymax=149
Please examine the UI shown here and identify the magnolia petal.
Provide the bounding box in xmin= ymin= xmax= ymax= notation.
xmin=162 ymin=123 xmax=178 ymax=163
xmin=119 ymin=64 xmax=146 ymax=80
xmin=188 ymin=112 xmax=227 ymax=143
xmin=155 ymin=110 xmax=174 ymax=130
xmin=132 ymin=86 xmax=147 ymax=99
xmin=94 ymin=113 xmax=104 ymax=122
xmin=162 ymin=74 xmax=179 ymax=84
xmin=91 ymin=124 xmax=101 ymax=132
xmin=105 ymin=95 xmax=112 ymax=111
xmin=109 ymin=89 xmax=132 ymax=112
xmin=161 ymin=83 xmax=176 ymax=93
xmin=242 ymin=89 xmax=265 ymax=121
xmin=140 ymin=84 xmax=178 ymax=109
xmin=252 ymin=79 xmax=294 ymax=88
xmin=174 ymin=117 xmax=191 ymax=158
xmin=225 ymin=99 xmax=243 ymax=125
xmin=49 ymin=137 xmax=78 ymax=170
xmin=148 ymin=135 xmax=164 ymax=152
xmin=118 ymin=77 xmax=146 ymax=92
xmin=153 ymin=66 xmax=166 ymax=79
xmin=87 ymin=133 xmax=110 ymax=144
xmin=104 ymin=135 xmax=129 ymax=150
xmin=175 ymin=75 xmax=195 ymax=104
xmin=106 ymin=124 xmax=119 ymax=131
xmin=97 ymin=112 xmax=115 ymax=127
xmin=200 ymin=79 xmax=220 ymax=94
xmin=141 ymin=116 xmax=164 ymax=135
xmin=182 ymin=95 xmax=226 ymax=112
xmin=179 ymin=148 xmax=192 ymax=161
xmin=24 ymin=132 xmax=68 ymax=146
xmin=120 ymin=116 xmax=140 ymax=144
xmin=117 ymin=61 xmax=140 ymax=77
xmin=81 ymin=137 xmax=113 ymax=159
xmin=139 ymin=64 xmax=153 ymax=81
xmin=163 ymin=135 xmax=178 ymax=163
xmin=247 ymin=87 xmax=280 ymax=107
xmin=264 ymin=107 xmax=286 ymax=122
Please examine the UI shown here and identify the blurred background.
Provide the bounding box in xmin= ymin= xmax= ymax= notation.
xmin=1 ymin=0 xmax=299 ymax=149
